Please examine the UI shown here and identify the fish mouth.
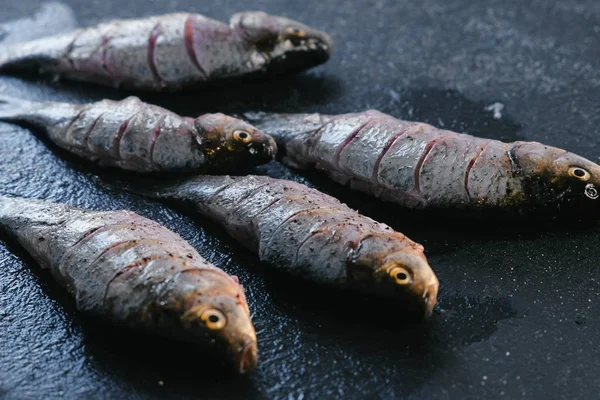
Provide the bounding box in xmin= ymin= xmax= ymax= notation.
xmin=266 ymin=34 xmax=333 ymax=74
xmin=421 ymin=282 xmax=439 ymax=319
xmin=303 ymin=32 xmax=335 ymax=58
xmin=265 ymin=136 xmax=278 ymax=159
xmin=238 ymin=338 xmax=258 ymax=374
xmin=250 ymin=136 xmax=278 ymax=165
xmin=316 ymin=32 xmax=335 ymax=55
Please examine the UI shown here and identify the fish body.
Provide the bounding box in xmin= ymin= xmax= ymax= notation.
xmin=0 ymin=196 xmax=257 ymax=373
xmin=0 ymin=95 xmax=276 ymax=173
xmin=248 ymin=111 xmax=600 ymax=215
xmin=131 ymin=175 xmax=439 ymax=318
xmin=0 ymin=12 xmax=333 ymax=91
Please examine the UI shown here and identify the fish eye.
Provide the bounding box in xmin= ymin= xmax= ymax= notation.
xmin=284 ymin=27 xmax=307 ymax=38
xmin=200 ymin=309 xmax=226 ymax=330
xmin=568 ymin=167 xmax=591 ymax=181
xmin=388 ymin=266 xmax=412 ymax=286
xmin=233 ymin=130 xmax=252 ymax=143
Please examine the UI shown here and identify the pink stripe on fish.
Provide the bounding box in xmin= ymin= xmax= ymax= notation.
xmin=334 ymin=120 xmax=372 ymax=171
xmin=103 ymin=252 xmax=176 ymax=306
xmin=63 ymin=107 xmax=87 ymax=144
xmin=268 ymin=206 xmax=329 ymax=243
xmin=290 ymin=212 xmax=356 ymax=264
xmin=113 ymin=116 xmax=134 ymax=160
xmin=149 ymin=115 xmax=166 ymax=165
xmin=60 ymin=223 xmax=137 ymax=267
xmin=413 ymin=136 xmax=448 ymax=196
xmin=101 ymin=41 xmax=121 ymax=80
xmin=64 ymin=34 xmax=80 ymax=70
xmin=371 ymin=125 xmax=413 ymax=183
xmin=464 ymin=140 xmax=490 ymax=202
xmin=230 ymin=183 xmax=271 ymax=208
xmin=206 ymin=181 xmax=238 ymax=203
xmin=148 ymin=23 xmax=164 ymax=84
xmin=99 ymin=37 xmax=113 ymax=77
xmin=75 ymin=226 xmax=103 ymax=245
xmin=83 ymin=113 xmax=105 ymax=153
xmin=184 ymin=15 xmax=207 ymax=78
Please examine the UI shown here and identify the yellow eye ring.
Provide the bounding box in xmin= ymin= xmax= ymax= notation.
xmin=388 ymin=266 xmax=412 ymax=286
xmin=568 ymin=167 xmax=591 ymax=181
xmin=200 ymin=309 xmax=226 ymax=330
xmin=233 ymin=130 xmax=252 ymax=143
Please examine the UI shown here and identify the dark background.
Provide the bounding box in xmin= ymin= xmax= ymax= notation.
xmin=1 ymin=0 xmax=600 ymax=399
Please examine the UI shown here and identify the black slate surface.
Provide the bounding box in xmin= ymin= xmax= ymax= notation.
xmin=1 ymin=1 xmax=600 ymax=399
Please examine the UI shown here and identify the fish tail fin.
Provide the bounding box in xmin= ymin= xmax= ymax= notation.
xmin=0 ymin=39 xmax=63 ymax=72
xmin=0 ymin=2 xmax=78 ymax=71
xmin=105 ymin=175 xmax=227 ymax=204
xmin=0 ymin=195 xmax=26 ymax=218
xmin=0 ymin=45 xmax=9 ymax=69
xmin=0 ymin=195 xmax=49 ymax=227
xmin=0 ymin=41 xmax=39 ymax=71
xmin=0 ymin=43 xmax=17 ymax=70
xmin=0 ymin=196 xmax=77 ymax=254
xmin=0 ymin=2 xmax=77 ymax=44
xmin=0 ymin=195 xmax=18 ymax=227
xmin=127 ymin=181 xmax=175 ymax=200
xmin=106 ymin=176 xmax=182 ymax=200
xmin=0 ymin=95 xmax=37 ymax=122
xmin=0 ymin=95 xmax=79 ymax=131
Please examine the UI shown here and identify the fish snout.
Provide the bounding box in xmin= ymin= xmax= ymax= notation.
xmin=311 ymin=30 xmax=334 ymax=57
xmin=265 ymin=135 xmax=278 ymax=159
xmin=237 ymin=336 xmax=258 ymax=374
xmin=293 ymin=29 xmax=334 ymax=66
xmin=421 ymin=280 xmax=439 ymax=319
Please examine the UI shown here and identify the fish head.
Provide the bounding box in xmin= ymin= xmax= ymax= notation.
xmin=231 ymin=11 xmax=334 ymax=74
xmin=179 ymin=271 xmax=258 ymax=374
xmin=194 ymin=113 xmax=277 ymax=172
xmin=510 ymin=142 xmax=600 ymax=216
xmin=349 ymin=233 xmax=439 ymax=319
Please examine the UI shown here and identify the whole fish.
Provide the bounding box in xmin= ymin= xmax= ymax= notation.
xmin=127 ymin=175 xmax=439 ymax=318
xmin=0 ymin=11 xmax=334 ymax=91
xmin=0 ymin=95 xmax=276 ymax=173
xmin=247 ymin=110 xmax=600 ymax=214
xmin=0 ymin=196 xmax=257 ymax=373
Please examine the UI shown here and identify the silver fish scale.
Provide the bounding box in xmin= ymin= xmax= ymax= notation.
xmin=57 ymin=219 xmax=195 ymax=313
xmin=419 ymin=133 xmax=485 ymax=205
xmin=467 ymin=140 xmax=522 ymax=205
xmin=338 ymin=116 xmax=412 ymax=181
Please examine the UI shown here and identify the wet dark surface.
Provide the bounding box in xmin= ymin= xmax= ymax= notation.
xmin=1 ymin=0 xmax=600 ymax=399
